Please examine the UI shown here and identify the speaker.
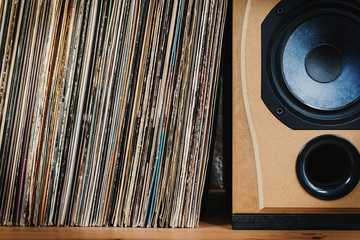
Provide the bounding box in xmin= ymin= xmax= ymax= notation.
xmin=232 ymin=0 xmax=360 ymax=229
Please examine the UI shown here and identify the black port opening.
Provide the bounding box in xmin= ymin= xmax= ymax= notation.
xmin=296 ymin=135 xmax=360 ymax=200
xmin=306 ymin=143 xmax=350 ymax=185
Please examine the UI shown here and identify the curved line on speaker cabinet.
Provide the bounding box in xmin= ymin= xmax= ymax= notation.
xmin=241 ymin=0 xmax=264 ymax=210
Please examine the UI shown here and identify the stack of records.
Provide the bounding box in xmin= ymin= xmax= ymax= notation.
xmin=0 ymin=0 xmax=227 ymax=227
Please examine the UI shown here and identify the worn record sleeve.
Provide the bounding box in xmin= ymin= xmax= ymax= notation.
xmin=47 ymin=0 xmax=78 ymax=225
xmin=51 ymin=0 xmax=82 ymax=226
xmin=84 ymin=0 xmax=119 ymax=225
xmin=16 ymin=0 xmax=40 ymax=226
xmin=151 ymin=4 xmax=183 ymax=227
xmin=0 ymin=0 xmax=5 ymax=25
xmin=136 ymin=0 xmax=165 ymax=226
xmin=10 ymin=0 xmax=36 ymax=225
xmin=0 ymin=0 xmax=26 ymax=225
xmin=169 ymin=0 xmax=200 ymax=227
xmin=82 ymin=0 xmax=114 ymax=227
xmin=69 ymin=0 xmax=101 ymax=226
xmin=182 ymin=0 xmax=211 ymax=227
xmin=130 ymin=0 xmax=159 ymax=227
xmin=118 ymin=0 xmax=150 ymax=227
xmin=0 ymin=0 xmax=226 ymax=227
xmin=0 ymin=1 xmax=22 ymax=220
xmin=77 ymin=0 xmax=109 ymax=226
xmin=61 ymin=0 xmax=91 ymax=226
xmin=43 ymin=0 xmax=74 ymax=226
xmin=158 ymin=0 xmax=191 ymax=228
xmin=1 ymin=0 xmax=31 ymax=225
xmin=138 ymin=0 xmax=173 ymax=227
xmin=22 ymin=0 xmax=51 ymax=225
xmin=193 ymin=0 xmax=227 ymax=227
xmin=34 ymin=0 xmax=66 ymax=226
xmin=104 ymin=0 xmax=133 ymax=226
xmin=90 ymin=0 xmax=129 ymax=226
xmin=101 ymin=0 xmax=139 ymax=226
xmin=0 ymin=0 xmax=21 ymax=135
xmin=56 ymin=0 xmax=86 ymax=226
xmin=30 ymin=0 xmax=60 ymax=226
xmin=0 ymin=0 xmax=12 ymax=67
xmin=190 ymin=0 xmax=220 ymax=226
xmin=39 ymin=0 xmax=69 ymax=226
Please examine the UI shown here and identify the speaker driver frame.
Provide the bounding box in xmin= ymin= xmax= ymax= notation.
xmin=262 ymin=0 xmax=360 ymax=129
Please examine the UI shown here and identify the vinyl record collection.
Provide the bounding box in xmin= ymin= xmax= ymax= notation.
xmin=0 ymin=0 xmax=227 ymax=227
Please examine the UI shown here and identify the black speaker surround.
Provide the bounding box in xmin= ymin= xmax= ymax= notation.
xmin=262 ymin=0 xmax=360 ymax=129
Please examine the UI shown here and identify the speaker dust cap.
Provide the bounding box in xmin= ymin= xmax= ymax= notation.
xmin=296 ymin=135 xmax=360 ymax=200
xmin=262 ymin=0 xmax=360 ymax=129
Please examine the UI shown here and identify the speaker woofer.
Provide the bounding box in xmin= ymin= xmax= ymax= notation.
xmin=282 ymin=14 xmax=360 ymax=111
xmin=296 ymin=135 xmax=360 ymax=200
xmin=262 ymin=0 xmax=360 ymax=129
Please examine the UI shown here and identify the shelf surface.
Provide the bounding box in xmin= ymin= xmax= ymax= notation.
xmin=2 ymin=189 xmax=359 ymax=239
xmin=1 ymin=221 xmax=360 ymax=239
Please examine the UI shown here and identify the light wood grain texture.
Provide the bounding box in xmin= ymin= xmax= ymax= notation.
xmin=233 ymin=0 xmax=360 ymax=214
xmin=1 ymin=223 xmax=360 ymax=239
xmin=232 ymin=0 xmax=260 ymax=215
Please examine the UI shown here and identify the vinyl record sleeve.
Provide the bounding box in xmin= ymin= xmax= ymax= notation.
xmin=0 ymin=0 xmax=227 ymax=228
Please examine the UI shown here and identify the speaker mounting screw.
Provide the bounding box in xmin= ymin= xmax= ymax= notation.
xmin=276 ymin=107 xmax=284 ymax=116
xmin=276 ymin=7 xmax=285 ymax=15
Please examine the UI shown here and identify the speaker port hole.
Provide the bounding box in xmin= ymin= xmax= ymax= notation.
xmin=296 ymin=135 xmax=360 ymax=200
xmin=306 ymin=143 xmax=349 ymax=185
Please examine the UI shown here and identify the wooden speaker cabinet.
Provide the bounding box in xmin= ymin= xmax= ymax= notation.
xmin=232 ymin=0 xmax=360 ymax=229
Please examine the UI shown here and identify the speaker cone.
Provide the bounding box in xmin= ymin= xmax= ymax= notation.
xmin=282 ymin=14 xmax=360 ymax=111
xmin=262 ymin=0 xmax=360 ymax=129
xmin=296 ymin=135 xmax=360 ymax=200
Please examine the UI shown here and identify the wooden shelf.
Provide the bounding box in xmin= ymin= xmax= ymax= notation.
xmin=1 ymin=222 xmax=360 ymax=239
xmin=1 ymin=191 xmax=360 ymax=239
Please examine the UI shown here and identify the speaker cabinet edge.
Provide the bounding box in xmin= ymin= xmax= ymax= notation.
xmin=232 ymin=0 xmax=260 ymax=214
